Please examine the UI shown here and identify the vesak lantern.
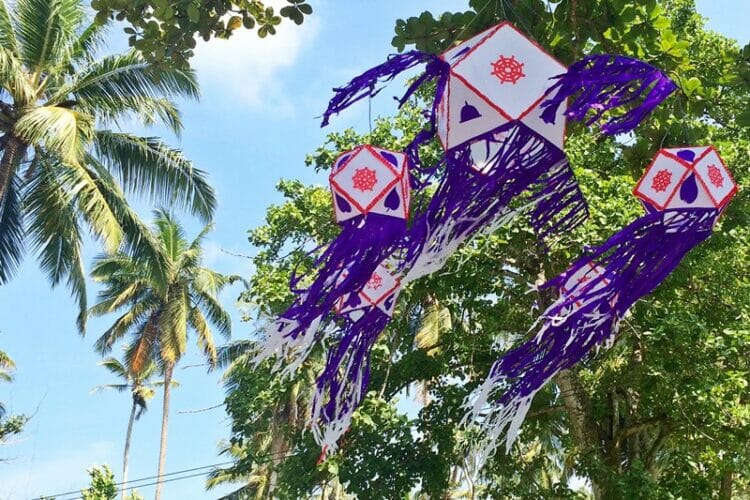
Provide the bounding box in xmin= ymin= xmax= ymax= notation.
xmin=434 ymin=22 xmax=567 ymax=152
xmin=330 ymin=145 xmax=410 ymax=222
xmin=633 ymin=146 xmax=737 ymax=212
xmin=465 ymin=146 xmax=736 ymax=466
xmin=312 ymin=263 xmax=403 ymax=453
xmin=252 ymin=146 xmax=410 ymax=374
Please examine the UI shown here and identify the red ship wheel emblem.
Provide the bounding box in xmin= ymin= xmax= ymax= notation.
xmin=352 ymin=167 xmax=378 ymax=192
xmin=651 ymin=169 xmax=672 ymax=193
xmin=490 ymin=55 xmax=525 ymax=84
xmin=707 ymin=164 xmax=724 ymax=188
xmin=366 ymin=272 xmax=383 ymax=290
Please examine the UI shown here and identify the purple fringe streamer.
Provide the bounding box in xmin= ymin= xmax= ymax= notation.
xmin=540 ymin=54 xmax=678 ymax=135
xmin=311 ymin=307 xmax=391 ymax=453
xmin=468 ymin=208 xmax=718 ymax=460
xmin=320 ymin=50 xmax=448 ymax=128
xmin=401 ymin=123 xmax=587 ymax=282
xmin=278 ymin=214 xmax=405 ymax=346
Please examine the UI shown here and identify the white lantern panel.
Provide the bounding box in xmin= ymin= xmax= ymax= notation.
xmin=693 ymin=147 xmax=737 ymax=209
xmin=633 ymin=152 xmax=688 ymax=210
xmin=520 ymin=97 xmax=566 ymax=150
xmin=664 ymin=171 xmax=714 ymax=210
xmin=368 ymin=183 xmax=409 ymax=219
xmin=443 ymin=74 xmax=510 ymax=150
xmin=441 ymin=24 xmax=502 ymax=64
xmin=359 ymin=265 xmax=401 ymax=307
xmin=451 ymin=22 xmax=567 ymax=120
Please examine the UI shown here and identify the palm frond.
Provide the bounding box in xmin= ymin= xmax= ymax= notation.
xmin=14 ymin=106 xmax=94 ymax=165
xmin=216 ymin=340 xmax=256 ymax=369
xmin=15 ymin=0 xmax=84 ymax=79
xmin=0 ymin=173 xmax=25 ymax=284
xmin=0 ymin=1 xmax=20 ymax=56
xmin=194 ymin=289 xmax=232 ymax=340
xmin=93 ymin=297 xmax=156 ymax=354
xmin=98 ymin=357 xmax=128 ymax=378
xmin=189 ymin=307 xmax=218 ymax=366
xmin=91 ymin=383 xmax=130 ymax=394
xmin=157 ymin=288 xmax=189 ymax=364
xmin=126 ymin=313 xmax=160 ymax=374
xmin=414 ymin=302 xmax=451 ymax=357
xmin=94 ymin=131 xmax=215 ymax=222
xmin=0 ymin=47 xmax=36 ymax=105
xmin=55 ymin=160 xmax=123 ymax=253
xmin=84 ymin=157 xmax=170 ymax=292
xmin=25 ymin=161 xmax=87 ymax=332
xmin=153 ymin=209 xmax=187 ymax=263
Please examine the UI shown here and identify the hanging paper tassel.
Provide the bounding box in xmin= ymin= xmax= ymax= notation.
xmin=253 ymin=146 xmax=410 ymax=371
xmin=464 ymin=207 xmax=719 ymax=464
xmin=540 ymin=54 xmax=678 ymax=135
xmin=320 ymin=50 xmax=449 ymax=127
xmin=401 ymin=123 xmax=587 ymax=284
xmin=310 ymin=264 xmax=401 ymax=454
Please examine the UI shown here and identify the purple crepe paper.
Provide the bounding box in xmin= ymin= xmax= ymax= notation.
xmin=540 ymin=54 xmax=678 ymax=136
xmin=466 ymin=207 xmax=719 ymax=463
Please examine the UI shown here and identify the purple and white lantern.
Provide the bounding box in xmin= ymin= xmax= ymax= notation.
xmin=465 ymin=146 xmax=736 ymax=467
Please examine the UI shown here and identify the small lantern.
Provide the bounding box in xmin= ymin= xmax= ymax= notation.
xmin=329 ymin=145 xmax=410 ymax=223
xmin=633 ymin=146 xmax=737 ymax=212
xmin=436 ymin=21 xmax=568 ymax=152
xmin=334 ymin=263 xmax=401 ymax=321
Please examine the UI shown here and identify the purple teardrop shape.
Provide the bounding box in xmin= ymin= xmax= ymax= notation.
xmin=380 ymin=151 xmax=398 ymax=166
xmin=345 ymin=293 xmax=362 ymax=308
xmin=676 ymin=150 xmax=696 ymax=162
xmin=383 ymin=294 xmax=395 ymax=310
xmin=335 ymin=193 xmax=352 ymax=213
xmin=384 ymin=188 xmax=401 ymax=211
xmin=335 ymin=153 xmax=352 ymax=171
xmin=680 ymin=172 xmax=699 ymax=204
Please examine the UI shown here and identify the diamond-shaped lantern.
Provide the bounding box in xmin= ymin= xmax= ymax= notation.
xmin=633 ymin=146 xmax=737 ymax=212
xmin=329 ymin=145 xmax=410 ymax=223
xmin=334 ymin=263 xmax=402 ymax=321
xmin=435 ymin=21 xmax=568 ymax=152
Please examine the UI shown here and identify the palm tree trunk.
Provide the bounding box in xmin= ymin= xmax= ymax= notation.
xmin=155 ymin=363 xmax=174 ymax=500
xmin=0 ymin=135 xmax=24 ymax=204
xmin=122 ymin=397 xmax=137 ymax=500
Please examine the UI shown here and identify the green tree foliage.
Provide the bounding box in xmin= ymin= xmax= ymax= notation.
xmin=91 ymin=0 xmax=313 ymax=69
xmin=0 ymin=0 xmax=216 ymax=332
xmin=222 ymin=0 xmax=750 ymax=497
xmin=0 ymin=348 xmax=26 ymax=448
xmin=79 ymin=465 xmax=144 ymax=500
xmin=89 ymin=210 xmax=239 ymax=499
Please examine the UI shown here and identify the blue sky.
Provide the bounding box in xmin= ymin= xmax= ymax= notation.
xmin=0 ymin=1 xmax=747 ymax=499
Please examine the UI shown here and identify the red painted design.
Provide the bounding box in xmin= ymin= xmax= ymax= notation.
xmin=490 ymin=55 xmax=525 ymax=84
xmin=707 ymin=164 xmax=724 ymax=188
xmin=651 ymin=169 xmax=673 ymax=193
xmin=577 ymin=275 xmax=590 ymax=284
xmin=366 ymin=273 xmax=383 ymax=291
xmin=352 ymin=167 xmax=378 ymax=192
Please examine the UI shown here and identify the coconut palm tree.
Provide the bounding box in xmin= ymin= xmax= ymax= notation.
xmin=89 ymin=210 xmax=237 ymax=500
xmin=94 ymin=356 xmax=177 ymax=500
xmin=0 ymin=0 xmax=215 ymax=332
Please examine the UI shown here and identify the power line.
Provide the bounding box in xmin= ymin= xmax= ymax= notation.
xmin=33 ymin=449 xmax=299 ymax=500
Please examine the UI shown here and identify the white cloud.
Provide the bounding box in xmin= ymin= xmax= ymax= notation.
xmin=192 ymin=9 xmax=321 ymax=114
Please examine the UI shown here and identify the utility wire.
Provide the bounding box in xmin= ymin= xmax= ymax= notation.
xmin=33 ymin=449 xmax=299 ymax=500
